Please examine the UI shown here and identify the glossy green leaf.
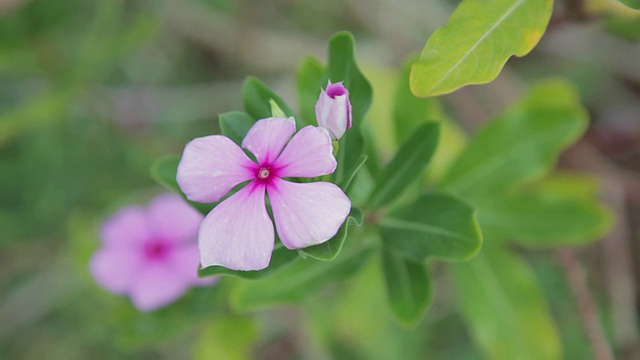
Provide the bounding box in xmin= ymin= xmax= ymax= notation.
xmin=299 ymin=207 xmax=364 ymax=261
xmin=452 ymin=243 xmax=560 ymax=360
xmin=198 ymin=244 xmax=299 ymax=280
xmin=242 ymin=76 xmax=296 ymax=121
xmin=219 ymin=111 xmax=255 ymax=145
xmin=326 ymin=31 xmax=372 ymax=127
xmin=150 ymin=156 xmax=214 ymax=215
xmin=194 ymin=317 xmax=257 ymax=360
xmin=231 ymin=248 xmax=374 ymax=310
xmin=339 ymin=154 xmax=368 ymax=192
xmin=410 ymin=0 xmax=553 ymax=97
xmin=393 ymin=56 xmax=445 ymax=145
xmin=440 ymin=79 xmax=588 ymax=198
xmin=151 ymin=156 xmax=181 ymax=193
xmin=380 ymin=193 xmax=482 ymax=263
xmin=369 ymin=122 xmax=440 ymax=209
xmin=296 ymin=56 xmax=325 ymax=126
xmin=361 ymin=122 xmax=382 ymax=177
xmin=382 ymin=250 xmax=432 ymax=325
xmin=333 ymin=130 xmax=366 ymax=190
xmin=618 ymin=0 xmax=640 ymax=10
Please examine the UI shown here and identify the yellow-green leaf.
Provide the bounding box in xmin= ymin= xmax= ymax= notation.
xmin=410 ymin=0 xmax=553 ymax=97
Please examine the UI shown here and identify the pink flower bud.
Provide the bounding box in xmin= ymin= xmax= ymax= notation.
xmin=315 ymin=81 xmax=352 ymax=140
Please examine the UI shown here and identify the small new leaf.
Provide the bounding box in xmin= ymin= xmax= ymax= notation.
xmin=269 ymin=99 xmax=287 ymax=118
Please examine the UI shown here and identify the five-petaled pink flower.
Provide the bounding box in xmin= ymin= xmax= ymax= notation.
xmin=89 ymin=194 xmax=217 ymax=311
xmin=177 ymin=117 xmax=351 ymax=271
xmin=315 ymin=81 xmax=352 ymax=140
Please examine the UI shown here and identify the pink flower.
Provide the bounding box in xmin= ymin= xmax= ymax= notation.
xmin=315 ymin=81 xmax=352 ymax=140
xmin=89 ymin=194 xmax=216 ymax=311
xmin=177 ymin=117 xmax=351 ymax=271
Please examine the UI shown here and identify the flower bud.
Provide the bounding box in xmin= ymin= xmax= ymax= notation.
xmin=315 ymin=81 xmax=352 ymax=140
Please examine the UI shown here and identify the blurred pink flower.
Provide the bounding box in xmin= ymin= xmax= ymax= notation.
xmin=315 ymin=81 xmax=352 ymax=140
xmin=89 ymin=194 xmax=216 ymax=311
xmin=177 ymin=117 xmax=351 ymax=271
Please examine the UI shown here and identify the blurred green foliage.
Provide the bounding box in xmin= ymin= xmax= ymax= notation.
xmin=0 ymin=0 xmax=634 ymax=359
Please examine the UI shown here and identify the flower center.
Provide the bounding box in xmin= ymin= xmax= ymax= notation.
xmin=257 ymin=166 xmax=271 ymax=180
xmin=143 ymin=240 xmax=171 ymax=261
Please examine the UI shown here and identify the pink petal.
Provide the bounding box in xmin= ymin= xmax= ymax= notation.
xmin=241 ymin=117 xmax=295 ymax=165
xmin=89 ymin=247 xmax=141 ymax=294
xmin=100 ymin=206 xmax=151 ymax=247
xmin=129 ymin=262 xmax=190 ymax=311
xmin=170 ymin=244 xmax=219 ymax=286
xmin=177 ymin=135 xmax=256 ymax=203
xmin=268 ymin=178 xmax=351 ymax=249
xmin=147 ymin=193 xmax=203 ymax=244
xmin=326 ymin=81 xmax=348 ymax=98
xmin=273 ymin=125 xmax=337 ymax=178
xmin=198 ymin=182 xmax=275 ymax=271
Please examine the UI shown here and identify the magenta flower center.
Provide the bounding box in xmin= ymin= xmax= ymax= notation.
xmin=143 ymin=240 xmax=172 ymax=261
xmin=256 ymin=166 xmax=275 ymax=183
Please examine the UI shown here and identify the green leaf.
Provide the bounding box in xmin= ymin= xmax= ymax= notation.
xmin=219 ymin=111 xmax=256 ymax=145
xmin=478 ymin=176 xmax=614 ymax=246
xmin=198 ymin=244 xmax=299 ymax=280
xmin=333 ymin=130 xmax=366 ymax=190
xmin=269 ymin=99 xmax=286 ymax=118
xmin=380 ymin=193 xmax=482 ymax=263
xmin=299 ymin=207 xmax=364 ymax=261
xmin=452 ymin=243 xmax=561 ymax=360
xmin=326 ymin=31 xmax=372 ymax=127
xmin=151 ymin=156 xmax=181 ymax=193
xmin=617 ymin=0 xmax=640 ymax=10
xmin=369 ymin=122 xmax=440 ymax=209
xmin=339 ymin=154 xmax=368 ymax=192
xmin=296 ymin=56 xmax=326 ymax=127
xmin=439 ymin=79 xmax=588 ymax=198
xmin=410 ymin=0 xmax=553 ymax=97
xmin=361 ymin=122 xmax=382 ymax=177
xmin=150 ymin=156 xmax=215 ymax=215
xmin=605 ymin=15 xmax=640 ymax=40
xmin=231 ymin=247 xmax=374 ymax=310
xmin=393 ymin=56 xmax=445 ymax=145
xmin=242 ymin=76 xmax=296 ymax=121
xmin=193 ymin=316 xmax=257 ymax=360
xmin=382 ymin=250 xmax=432 ymax=325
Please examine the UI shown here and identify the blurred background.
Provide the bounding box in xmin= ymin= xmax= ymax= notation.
xmin=1 ymin=0 xmax=639 ymax=358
